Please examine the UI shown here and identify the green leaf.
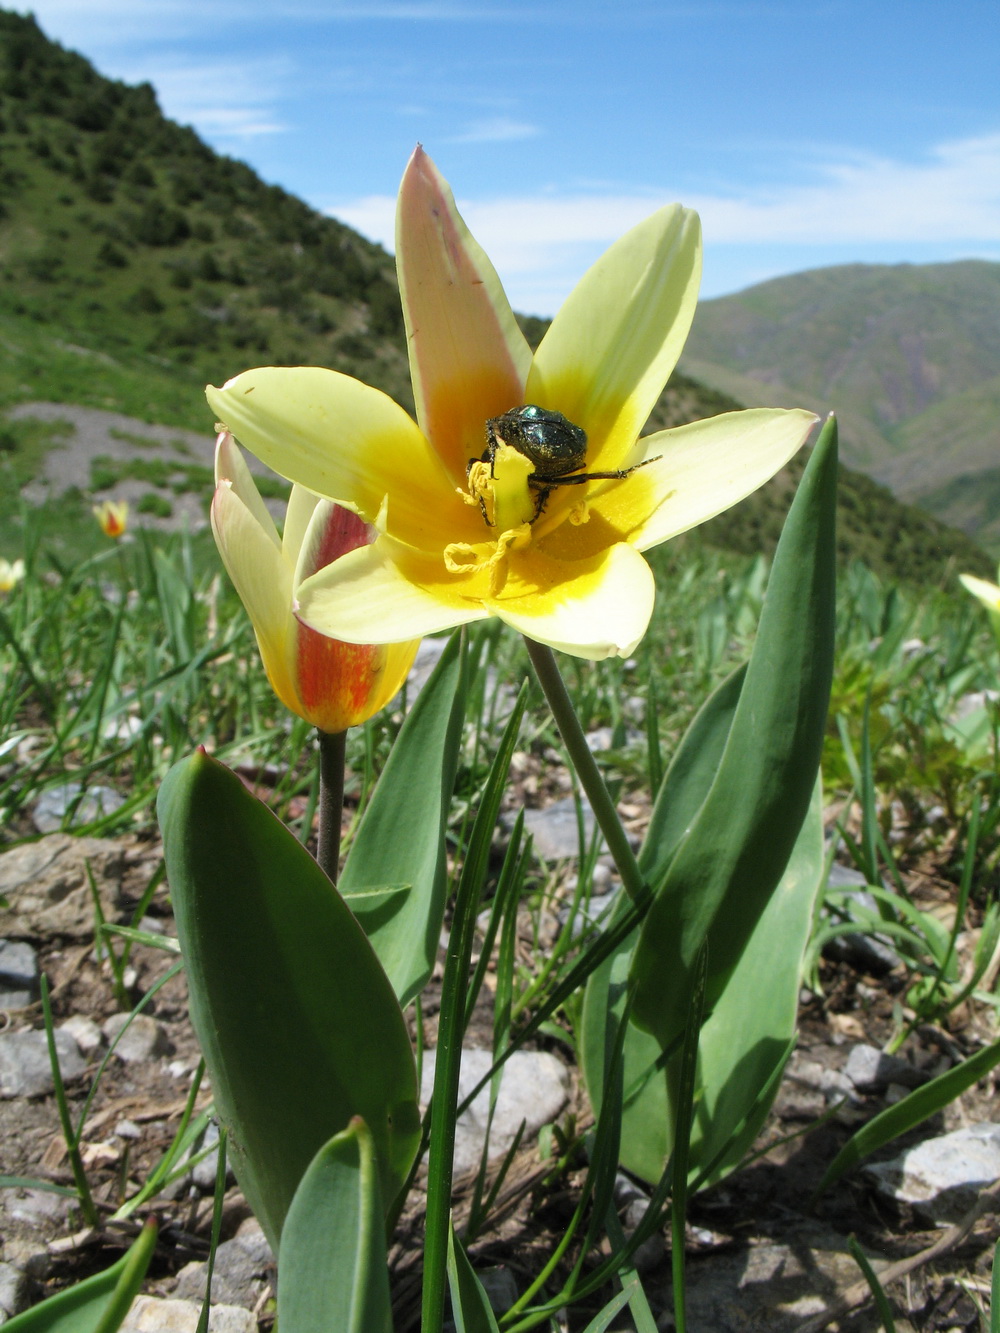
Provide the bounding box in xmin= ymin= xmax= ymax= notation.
xmin=158 ymin=750 xmax=420 ymax=1252
xmin=630 ymin=415 xmax=837 ymax=1047
xmin=278 ymin=1119 xmax=392 ymax=1333
xmin=340 ymin=631 xmax=466 ymax=1005
xmin=447 ymin=1222 xmax=501 ymax=1333
xmin=815 ymin=1032 xmax=1000 ymax=1196
xmin=3 ymin=1217 xmax=157 ymax=1332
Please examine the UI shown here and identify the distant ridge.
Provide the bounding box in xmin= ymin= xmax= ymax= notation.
xmin=0 ymin=8 xmax=992 ymax=583
xmin=681 ymin=260 xmax=1000 ymax=552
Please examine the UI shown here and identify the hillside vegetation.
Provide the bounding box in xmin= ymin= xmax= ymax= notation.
xmin=682 ymin=261 xmax=1000 ymax=551
xmin=0 ymin=8 xmax=992 ymax=585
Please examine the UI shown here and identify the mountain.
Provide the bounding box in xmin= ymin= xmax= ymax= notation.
xmin=0 ymin=8 xmax=992 ymax=585
xmin=681 ymin=261 xmax=1000 ymax=552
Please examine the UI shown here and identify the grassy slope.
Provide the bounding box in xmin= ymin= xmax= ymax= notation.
xmin=681 ymin=262 xmax=1000 ymax=544
xmin=0 ymin=9 xmax=992 ymax=583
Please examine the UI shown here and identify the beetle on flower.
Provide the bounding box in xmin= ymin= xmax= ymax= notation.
xmin=207 ymin=148 xmax=818 ymax=661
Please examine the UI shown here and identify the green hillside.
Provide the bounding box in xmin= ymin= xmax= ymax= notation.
xmin=0 ymin=8 xmax=992 ymax=586
xmin=682 ymin=261 xmax=1000 ymax=550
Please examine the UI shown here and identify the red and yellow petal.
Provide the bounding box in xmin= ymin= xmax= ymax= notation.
xmin=396 ymin=146 xmax=531 ymax=485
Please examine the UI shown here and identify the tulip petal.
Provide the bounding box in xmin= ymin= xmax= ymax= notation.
xmin=208 ymin=367 xmax=474 ymax=549
xmin=211 ymin=483 xmax=298 ymax=713
xmin=283 ymin=484 xmax=321 ymax=567
xmin=526 ymin=204 xmax=701 ymax=472
xmin=296 ymin=539 xmax=489 ymax=644
xmin=396 ymin=146 xmax=531 ymax=485
xmin=215 ymin=432 xmax=281 ymax=552
xmin=494 ymin=542 xmax=655 ymax=660
xmin=588 ymin=408 xmax=819 ymax=554
xmin=960 ymin=573 xmax=1000 ymax=612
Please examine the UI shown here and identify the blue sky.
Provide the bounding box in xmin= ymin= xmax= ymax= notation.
xmin=13 ymin=0 xmax=1000 ymax=314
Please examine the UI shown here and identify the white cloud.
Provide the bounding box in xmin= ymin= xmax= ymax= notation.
xmin=107 ymin=56 xmax=292 ymax=140
xmin=447 ymin=117 xmax=540 ymax=144
xmin=331 ymin=132 xmax=1000 ymax=311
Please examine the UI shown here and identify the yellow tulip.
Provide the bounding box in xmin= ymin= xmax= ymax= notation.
xmin=960 ymin=571 xmax=1000 ymax=639
xmin=208 ymin=148 xmax=817 ymax=661
xmin=211 ymin=432 xmax=419 ymax=732
xmin=93 ymin=499 xmax=128 ymax=539
xmin=0 ymin=557 xmax=24 ymax=594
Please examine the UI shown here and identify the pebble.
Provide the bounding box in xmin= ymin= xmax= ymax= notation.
xmin=0 ymin=1260 xmax=30 ymax=1318
xmin=0 ymin=1028 xmax=86 ymax=1097
xmin=60 ymin=1014 xmax=103 ymax=1054
xmin=0 ymin=834 xmax=125 ymax=939
xmin=173 ymin=1218 xmax=273 ymax=1309
xmin=517 ymin=797 xmax=606 ymax=862
xmin=843 ymin=1042 xmax=926 ymax=1093
xmin=0 ymin=940 xmax=39 ymax=1010
xmin=821 ymin=863 xmax=902 ymax=974
xmin=864 ymin=1122 xmax=1000 ymax=1224
xmin=419 ymin=1048 xmax=570 ymax=1176
xmin=189 ymin=1122 xmax=236 ymax=1191
xmin=121 ymin=1295 xmax=256 ymax=1332
xmin=32 ymin=782 xmax=125 ymax=834
xmin=101 ymin=1013 xmax=168 ymax=1063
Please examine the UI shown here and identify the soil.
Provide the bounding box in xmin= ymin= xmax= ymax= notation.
xmin=2 ymin=801 xmax=998 ymax=1333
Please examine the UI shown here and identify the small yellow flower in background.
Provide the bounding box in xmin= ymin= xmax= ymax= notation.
xmin=208 ymin=147 xmax=818 ymax=661
xmin=211 ymin=432 xmax=420 ymax=733
xmin=0 ymin=557 xmax=24 ymax=595
xmin=93 ymin=499 xmax=128 ymax=539
xmin=959 ymin=570 xmax=1000 ymax=639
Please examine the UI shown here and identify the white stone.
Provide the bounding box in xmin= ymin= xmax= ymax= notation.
xmin=121 ymin=1295 xmax=255 ymax=1332
xmin=0 ymin=1261 xmax=30 ymax=1318
xmin=60 ymin=1014 xmax=103 ymax=1054
xmin=419 ymin=1047 xmax=570 ymax=1177
xmin=864 ymin=1122 xmax=1000 ymax=1223
xmin=0 ymin=1029 xmax=86 ymax=1097
xmin=102 ymin=1013 xmax=167 ymax=1063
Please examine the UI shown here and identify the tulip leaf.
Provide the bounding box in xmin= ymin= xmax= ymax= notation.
xmin=582 ymin=781 xmax=824 ymax=1188
xmin=277 ymin=1118 xmax=392 ymax=1333
xmin=2 ymin=1217 xmax=157 ymax=1332
xmin=340 ymin=631 xmax=466 ymax=1005
xmin=630 ymin=415 xmax=837 ymax=1047
xmin=158 ymin=750 xmax=420 ymax=1252
xmin=447 ymin=1222 xmax=501 ymax=1333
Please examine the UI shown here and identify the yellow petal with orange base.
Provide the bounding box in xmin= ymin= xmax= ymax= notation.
xmin=396 ymin=146 xmax=531 ymax=484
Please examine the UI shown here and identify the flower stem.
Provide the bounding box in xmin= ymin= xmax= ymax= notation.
xmin=523 ymin=638 xmax=649 ymax=909
xmin=316 ymin=728 xmax=346 ymax=883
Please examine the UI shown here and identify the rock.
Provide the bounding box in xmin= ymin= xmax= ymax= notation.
xmin=475 ymin=1265 xmax=518 ymax=1314
xmin=0 ymin=1260 xmax=30 ymax=1318
xmin=419 ymin=1048 xmax=570 ymax=1177
xmin=0 ymin=1029 xmax=86 ymax=1097
xmin=864 ymin=1122 xmax=1000 ymax=1224
xmin=189 ymin=1122 xmax=236 ymax=1191
xmin=517 ymin=797 xmax=606 ymax=862
xmin=101 ymin=1013 xmax=167 ymax=1063
xmin=173 ymin=1219 xmax=273 ymax=1309
xmin=0 ymin=941 xmax=39 ymax=1010
xmin=32 ymin=782 xmax=125 ymax=834
xmin=843 ymin=1043 xmax=926 ymax=1093
xmin=121 ymin=1295 xmax=256 ymax=1332
xmin=5 ymin=1187 xmax=70 ymax=1229
xmin=821 ymin=863 xmax=902 ymax=974
xmin=0 ymin=834 xmax=125 ymax=938
xmin=558 ymin=890 xmax=618 ymax=938
xmin=614 ymin=1174 xmax=665 ymax=1273
xmin=60 ymin=1014 xmax=103 ymax=1055
xmin=786 ymin=1055 xmax=859 ymax=1104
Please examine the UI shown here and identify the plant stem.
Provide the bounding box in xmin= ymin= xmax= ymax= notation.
xmin=316 ymin=728 xmax=346 ymax=883
xmin=523 ymin=638 xmax=649 ymax=909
